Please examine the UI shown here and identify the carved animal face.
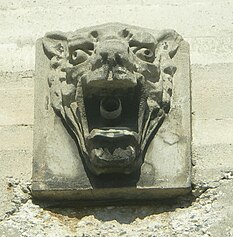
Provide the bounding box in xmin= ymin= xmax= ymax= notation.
xmin=43 ymin=23 xmax=182 ymax=175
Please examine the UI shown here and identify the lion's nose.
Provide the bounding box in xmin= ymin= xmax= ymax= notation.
xmin=98 ymin=40 xmax=129 ymax=64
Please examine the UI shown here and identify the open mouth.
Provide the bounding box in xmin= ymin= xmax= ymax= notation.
xmin=81 ymin=76 xmax=143 ymax=174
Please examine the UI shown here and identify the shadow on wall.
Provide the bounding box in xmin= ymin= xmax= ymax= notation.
xmin=34 ymin=194 xmax=196 ymax=224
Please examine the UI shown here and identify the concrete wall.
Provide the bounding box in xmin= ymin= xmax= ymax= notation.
xmin=0 ymin=1 xmax=233 ymax=236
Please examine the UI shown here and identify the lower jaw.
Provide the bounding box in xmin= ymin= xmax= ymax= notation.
xmin=87 ymin=163 xmax=139 ymax=175
xmin=86 ymin=145 xmax=139 ymax=175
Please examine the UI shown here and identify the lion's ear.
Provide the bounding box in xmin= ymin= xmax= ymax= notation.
xmin=155 ymin=30 xmax=183 ymax=77
xmin=42 ymin=31 xmax=68 ymax=59
xmin=155 ymin=30 xmax=183 ymax=59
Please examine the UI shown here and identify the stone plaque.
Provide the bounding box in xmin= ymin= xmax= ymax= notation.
xmin=32 ymin=23 xmax=191 ymax=203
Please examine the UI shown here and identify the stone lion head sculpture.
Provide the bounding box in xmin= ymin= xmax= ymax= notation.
xmin=42 ymin=23 xmax=182 ymax=175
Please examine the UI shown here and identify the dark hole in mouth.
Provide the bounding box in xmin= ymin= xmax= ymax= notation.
xmin=83 ymin=84 xmax=141 ymax=133
xmin=101 ymin=97 xmax=120 ymax=112
xmin=100 ymin=97 xmax=122 ymax=120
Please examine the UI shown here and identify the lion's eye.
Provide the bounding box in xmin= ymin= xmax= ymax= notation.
xmin=134 ymin=48 xmax=154 ymax=63
xmin=71 ymin=49 xmax=89 ymax=65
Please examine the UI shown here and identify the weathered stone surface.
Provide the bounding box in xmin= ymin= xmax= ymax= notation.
xmin=1 ymin=1 xmax=233 ymax=235
xmin=32 ymin=23 xmax=191 ymax=202
xmin=0 ymin=125 xmax=33 ymax=151
xmin=0 ymin=71 xmax=34 ymax=125
xmin=191 ymin=63 xmax=233 ymax=120
xmin=0 ymin=63 xmax=233 ymax=237
xmin=1 ymin=1 xmax=233 ymax=72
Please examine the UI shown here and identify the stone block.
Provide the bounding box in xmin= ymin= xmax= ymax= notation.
xmin=0 ymin=125 xmax=33 ymax=151
xmin=193 ymin=119 xmax=233 ymax=146
xmin=192 ymin=63 xmax=233 ymax=120
xmin=0 ymin=150 xmax=32 ymax=179
xmin=32 ymin=23 xmax=191 ymax=203
xmin=192 ymin=143 xmax=233 ymax=183
xmin=0 ymin=72 xmax=34 ymax=125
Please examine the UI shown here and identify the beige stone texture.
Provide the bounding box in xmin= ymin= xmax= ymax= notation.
xmin=0 ymin=0 xmax=233 ymax=236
